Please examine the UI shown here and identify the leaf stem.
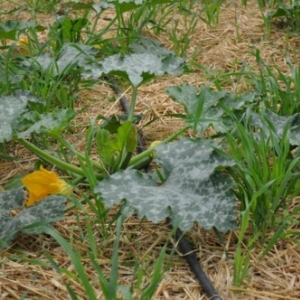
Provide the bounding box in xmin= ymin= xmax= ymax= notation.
xmin=54 ymin=134 xmax=106 ymax=172
xmin=128 ymin=125 xmax=190 ymax=167
xmin=127 ymin=85 xmax=138 ymax=121
xmin=18 ymin=138 xmax=85 ymax=176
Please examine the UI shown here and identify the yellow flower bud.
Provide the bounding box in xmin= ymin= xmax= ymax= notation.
xmin=149 ymin=141 xmax=162 ymax=158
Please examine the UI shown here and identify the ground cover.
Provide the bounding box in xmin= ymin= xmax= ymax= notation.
xmin=1 ymin=0 xmax=300 ymax=299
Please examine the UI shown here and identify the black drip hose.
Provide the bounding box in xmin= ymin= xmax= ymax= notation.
xmin=105 ymin=76 xmax=222 ymax=300
xmin=173 ymin=225 xmax=222 ymax=300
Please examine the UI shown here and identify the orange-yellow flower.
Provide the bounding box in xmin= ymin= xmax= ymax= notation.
xmin=21 ymin=166 xmax=73 ymax=207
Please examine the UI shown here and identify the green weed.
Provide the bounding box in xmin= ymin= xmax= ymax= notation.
xmin=227 ymin=109 xmax=300 ymax=242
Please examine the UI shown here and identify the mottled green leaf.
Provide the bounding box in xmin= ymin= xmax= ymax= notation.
xmin=25 ymin=40 xmax=186 ymax=87
xmin=167 ymin=84 xmax=259 ymax=133
xmin=95 ymin=139 xmax=237 ymax=232
xmin=250 ymin=109 xmax=300 ymax=145
xmin=0 ymin=188 xmax=66 ymax=249
xmin=220 ymin=91 xmax=258 ymax=110
xmin=98 ymin=0 xmax=175 ymax=13
xmin=92 ymin=2 xmax=114 ymax=13
xmin=24 ymin=43 xmax=96 ymax=76
xmin=0 ymin=122 xmax=12 ymax=143
xmin=0 ymin=91 xmax=42 ymax=142
xmin=0 ymin=187 xmax=25 ymax=211
xmin=17 ymin=109 xmax=74 ymax=139
xmin=0 ymin=20 xmax=36 ymax=40
xmin=129 ymin=37 xmax=179 ymax=57
xmin=166 ymin=84 xmax=226 ymax=132
xmin=83 ymin=52 xmax=186 ymax=87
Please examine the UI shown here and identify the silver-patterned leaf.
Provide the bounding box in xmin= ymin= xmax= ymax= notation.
xmin=0 ymin=191 xmax=66 ymax=249
xmin=82 ymin=52 xmax=186 ymax=87
xmin=17 ymin=109 xmax=74 ymax=139
xmin=99 ymin=0 xmax=175 ymax=13
xmin=95 ymin=139 xmax=237 ymax=232
xmin=0 ymin=91 xmax=41 ymax=142
xmin=23 ymin=43 xmax=96 ymax=76
xmin=250 ymin=109 xmax=300 ymax=145
xmin=0 ymin=187 xmax=25 ymax=211
xmin=166 ymin=84 xmax=259 ymax=133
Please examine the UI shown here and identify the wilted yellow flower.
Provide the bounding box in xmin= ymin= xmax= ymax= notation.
xmin=17 ymin=37 xmax=30 ymax=55
xmin=93 ymin=33 xmax=114 ymax=50
xmin=21 ymin=166 xmax=73 ymax=207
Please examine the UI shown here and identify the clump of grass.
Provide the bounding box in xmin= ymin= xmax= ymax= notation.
xmin=225 ymin=107 xmax=300 ymax=285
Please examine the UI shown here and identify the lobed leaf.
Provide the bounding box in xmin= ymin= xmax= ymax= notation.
xmin=0 ymin=91 xmax=42 ymax=142
xmin=166 ymin=84 xmax=258 ymax=133
xmin=99 ymin=0 xmax=175 ymax=13
xmin=83 ymin=52 xmax=186 ymax=87
xmin=0 ymin=20 xmax=36 ymax=40
xmin=17 ymin=109 xmax=75 ymax=139
xmin=0 ymin=188 xmax=67 ymax=249
xmin=250 ymin=109 xmax=300 ymax=145
xmin=23 ymin=43 xmax=97 ymax=76
xmin=95 ymin=139 xmax=237 ymax=232
xmin=24 ymin=40 xmax=186 ymax=87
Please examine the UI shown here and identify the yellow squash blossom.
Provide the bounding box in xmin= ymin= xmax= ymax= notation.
xmin=21 ymin=166 xmax=73 ymax=207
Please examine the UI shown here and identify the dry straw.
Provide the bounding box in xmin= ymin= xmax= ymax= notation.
xmin=1 ymin=0 xmax=300 ymax=299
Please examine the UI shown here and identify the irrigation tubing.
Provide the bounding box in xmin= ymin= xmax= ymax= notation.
xmin=105 ymin=76 xmax=222 ymax=300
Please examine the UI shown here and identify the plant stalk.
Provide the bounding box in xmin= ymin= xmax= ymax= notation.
xmin=128 ymin=85 xmax=138 ymax=121
xmin=18 ymin=138 xmax=104 ymax=180
xmin=128 ymin=125 xmax=190 ymax=167
xmin=18 ymin=138 xmax=85 ymax=176
xmin=54 ymin=134 xmax=106 ymax=172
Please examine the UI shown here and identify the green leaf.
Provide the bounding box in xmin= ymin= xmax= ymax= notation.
xmin=220 ymin=91 xmax=258 ymax=110
xmin=24 ymin=43 xmax=96 ymax=76
xmin=95 ymin=139 xmax=237 ymax=232
xmin=0 ymin=91 xmax=42 ymax=142
xmin=99 ymin=0 xmax=175 ymax=13
xmin=17 ymin=109 xmax=74 ymax=139
xmin=268 ymin=7 xmax=289 ymax=19
xmin=166 ymin=84 xmax=227 ymax=132
xmin=96 ymin=121 xmax=137 ymax=171
xmin=0 ymin=187 xmax=24 ymax=211
xmin=167 ymin=84 xmax=259 ymax=133
xmin=129 ymin=37 xmax=179 ymax=57
xmin=50 ymin=17 xmax=88 ymax=43
xmin=250 ymin=109 xmax=300 ymax=145
xmin=0 ymin=188 xmax=67 ymax=249
xmin=83 ymin=53 xmax=186 ymax=87
xmin=0 ymin=20 xmax=36 ymax=40
xmin=96 ymin=128 xmax=116 ymax=169
xmin=114 ymin=121 xmax=135 ymax=152
xmin=100 ymin=115 xmax=122 ymax=134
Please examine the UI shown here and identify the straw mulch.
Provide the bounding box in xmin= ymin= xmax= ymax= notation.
xmin=1 ymin=0 xmax=300 ymax=299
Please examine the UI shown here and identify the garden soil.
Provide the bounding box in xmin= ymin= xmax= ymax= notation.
xmin=1 ymin=0 xmax=300 ymax=299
